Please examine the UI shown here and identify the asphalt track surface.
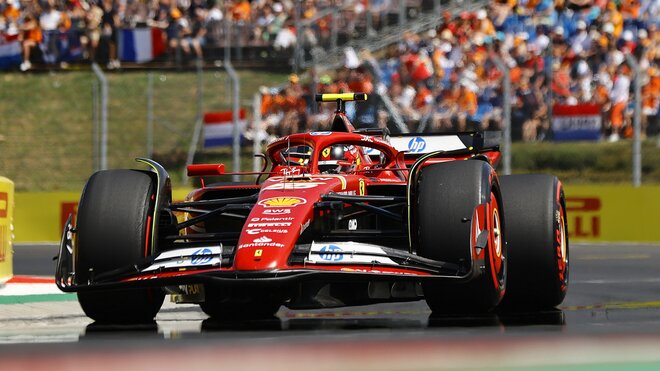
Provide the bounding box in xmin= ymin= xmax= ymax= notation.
xmin=3 ymin=243 xmax=660 ymax=370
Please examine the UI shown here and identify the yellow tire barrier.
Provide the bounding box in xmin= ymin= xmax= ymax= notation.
xmin=13 ymin=189 xmax=192 ymax=243
xmin=10 ymin=185 xmax=660 ymax=243
xmin=0 ymin=177 xmax=14 ymax=282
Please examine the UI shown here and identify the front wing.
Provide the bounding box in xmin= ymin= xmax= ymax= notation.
xmin=56 ymin=217 xmax=485 ymax=293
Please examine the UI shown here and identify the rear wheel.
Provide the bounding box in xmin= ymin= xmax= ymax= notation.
xmin=498 ymin=174 xmax=569 ymax=310
xmin=416 ymin=160 xmax=506 ymax=315
xmin=76 ymin=170 xmax=165 ymax=323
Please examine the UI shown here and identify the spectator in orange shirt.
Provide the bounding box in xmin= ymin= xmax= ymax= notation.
xmin=2 ymin=2 xmax=20 ymax=26
xmin=19 ymin=13 xmax=42 ymax=71
xmin=231 ymin=0 xmax=251 ymax=22
xmin=455 ymin=80 xmax=478 ymax=131
xmin=642 ymin=66 xmax=659 ymax=136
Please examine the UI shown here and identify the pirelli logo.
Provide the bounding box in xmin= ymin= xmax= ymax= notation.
xmin=566 ymin=197 xmax=600 ymax=238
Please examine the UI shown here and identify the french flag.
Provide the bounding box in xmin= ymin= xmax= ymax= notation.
xmin=0 ymin=33 xmax=22 ymax=70
xmin=203 ymin=109 xmax=247 ymax=148
xmin=118 ymin=28 xmax=166 ymax=63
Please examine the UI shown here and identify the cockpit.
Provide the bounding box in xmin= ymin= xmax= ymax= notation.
xmin=267 ymin=132 xmax=402 ymax=179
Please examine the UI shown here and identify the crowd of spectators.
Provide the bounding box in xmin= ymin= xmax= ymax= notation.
xmin=0 ymin=0 xmax=229 ymax=70
xmin=257 ymin=0 xmax=659 ymax=142
xmin=2 ymin=0 xmax=658 ymax=142
xmin=0 ymin=0 xmax=381 ymax=71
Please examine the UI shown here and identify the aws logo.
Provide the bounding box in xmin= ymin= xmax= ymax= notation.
xmin=258 ymin=197 xmax=307 ymax=208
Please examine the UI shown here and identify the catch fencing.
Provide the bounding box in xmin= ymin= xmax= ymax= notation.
xmin=0 ymin=66 xmax=247 ymax=191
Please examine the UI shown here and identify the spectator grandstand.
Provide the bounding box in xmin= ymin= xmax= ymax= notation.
xmin=1 ymin=0 xmax=658 ymax=142
xmin=254 ymin=0 xmax=659 ymax=142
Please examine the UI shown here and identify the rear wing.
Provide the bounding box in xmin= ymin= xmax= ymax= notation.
xmin=389 ymin=132 xmax=502 ymax=156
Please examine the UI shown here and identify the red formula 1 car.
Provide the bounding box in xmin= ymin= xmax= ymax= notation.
xmin=56 ymin=93 xmax=569 ymax=323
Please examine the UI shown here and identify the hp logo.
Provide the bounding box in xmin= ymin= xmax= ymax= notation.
xmin=191 ymin=248 xmax=213 ymax=265
xmin=408 ymin=137 xmax=426 ymax=153
xmin=319 ymin=245 xmax=344 ymax=261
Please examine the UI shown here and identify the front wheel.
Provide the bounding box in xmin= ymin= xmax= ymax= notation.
xmin=416 ymin=160 xmax=506 ymax=315
xmin=75 ymin=170 xmax=165 ymax=323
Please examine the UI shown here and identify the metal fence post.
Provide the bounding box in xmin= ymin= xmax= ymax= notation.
xmin=491 ymin=55 xmax=511 ymax=175
xmin=224 ymin=14 xmax=232 ymax=105
xmin=366 ymin=3 xmax=374 ymax=35
xmin=331 ymin=10 xmax=338 ymax=51
xmin=228 ymin=65 xmax=241 ymax=182
xmin=183 ymin=60 xmax=205 ymax=184
xmin=147 ymin=73 xmax=154 ymax=159
xmin=91 ymin=79 xmax=99 ymax=171
xmin=253 ymin=93 xmax=263 ymax=175
xmin=293 ymin=0 xmax=302 ymax=73
xmin=625 ymin=54 xmax=642 ymax=187
xmin=91 ymin=63 xmax=108 ymax=170
xmin=378 ymin=93 xmax=409 ymax=133
xmin=399 ymin=0 xmax=406 ymax=26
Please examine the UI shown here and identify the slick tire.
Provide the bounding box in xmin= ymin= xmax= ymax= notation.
xmin=76 ymin=170 xmax=165 ymax=323
xmin=498 ymin=174 xmax=569 ymax=310
xmin=416 ymin=160 xmax=506 ymax=315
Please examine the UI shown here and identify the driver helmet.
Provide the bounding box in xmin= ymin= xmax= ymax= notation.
xmin=319 ymin=144 xmax=355 ymax=173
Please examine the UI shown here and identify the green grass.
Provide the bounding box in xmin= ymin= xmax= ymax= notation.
xmin=510 ymin=141 xmax=660 ymax=184
xmin=1 ymin=70 xmax=659 ymax=191
xmin=0 ymin=69 xmax=288 ymax=191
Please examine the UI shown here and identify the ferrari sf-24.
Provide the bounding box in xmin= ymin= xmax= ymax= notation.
xmin=56 ymin=93 xmax=569 ymax=323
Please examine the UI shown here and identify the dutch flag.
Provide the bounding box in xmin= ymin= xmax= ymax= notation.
xmin=0 ymin=33 xmax=22 ymax=70
xmin=203 ymin=109 xmax=247 ymax=148
xmin=118 ymin=28 xmax=166 ymax=63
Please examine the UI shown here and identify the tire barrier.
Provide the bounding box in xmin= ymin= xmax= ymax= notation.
xmin=0 ymin=177 xmax=14 ymax=282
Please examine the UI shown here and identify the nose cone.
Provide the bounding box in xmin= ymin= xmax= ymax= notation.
xmin=233 ymin=196 xmax=312 ymax=270
xmin=233 ymin=176 xmax=346 ymax=270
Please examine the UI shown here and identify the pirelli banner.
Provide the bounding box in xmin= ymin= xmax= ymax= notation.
xmin=13 ymin=189 xmax=191 ymax=243
xmin=9 ymin=185 xmax=660 ymax=243
xmin=563 ymin=185 xmax=660 ymax=242
xmin=552 ymin=104 xmax=602 ymax=141
xmin=0 ymin=177 xmax=14 ymax=282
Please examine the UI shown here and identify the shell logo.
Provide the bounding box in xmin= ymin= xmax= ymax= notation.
xmin=258 ymin=197 xmax=307 ymax=208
